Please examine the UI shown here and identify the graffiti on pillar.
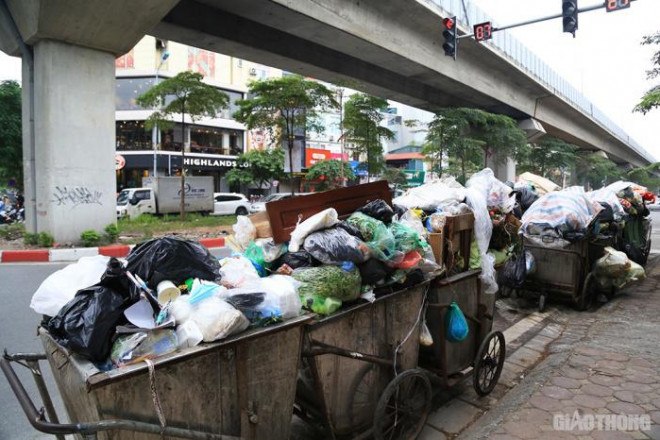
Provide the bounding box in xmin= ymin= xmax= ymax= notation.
xmin=51 ymin=186 xmax=103 ymax=207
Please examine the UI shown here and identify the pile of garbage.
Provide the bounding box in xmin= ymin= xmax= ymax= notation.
xmin=30 ymin=198 xmax=442 ymax=369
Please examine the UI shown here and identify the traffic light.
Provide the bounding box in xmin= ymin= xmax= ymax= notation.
xmin=443 ymin=17 xmax=457 ymax=59
xmin=562 ymin=0 xmax=578 ymax=36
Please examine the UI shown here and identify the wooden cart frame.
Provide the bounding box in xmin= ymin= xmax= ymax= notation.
xmin=294 ymin=282 xmax=433 ymax=440
xmin=2 ymin=316 xmax=311 ymax=440
xmin=419 ymin=270 xmax=506 ymax=397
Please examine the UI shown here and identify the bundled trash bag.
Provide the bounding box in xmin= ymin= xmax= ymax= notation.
xmin=294 ymin=262 xmax=362 ymax=305
xmin=390 ymin=221 xmax=425 ymax=253
xmin=502 ymin=253 xmax=527 ymax=288
xmin=594 ymin=247 xmax=631 ymax=278
xmin=303 ymin=227 xmax=370 ymax=265
xmin=229 ymin=216 xmax=257 ymax=252
xmin=357 ymin=199 xmax=394 ymax=224
xmin=219 ymin=256 xmax=260 ymax=288
xmin=446 ymin=302 xmax=469 ymax=342
xmin=47 ymin=258 xmax=140 ymax=362
xmin=125 ymin=236 xmax=220 ymax=289
xmin=185 ymin=296 xmax=249 ymax=342
xmin=336 ymin=220 xmax=365 ymax=241
xmin=223 ymin=275 xmax=302 ymax=320
xmin=347 ymin=212 xmax=397 ymax=261
xmin=31 ymin=255 xmax=110 ymax=317
xmin=110 ymin=330 xmax=178 ymax=367
xmin=289 ymin=208 xmax=339 ymax=252
xmin=273 ymin=250 xmax=320 ymax=270
xmin=357 ymin=259 xmax=392 ymax=285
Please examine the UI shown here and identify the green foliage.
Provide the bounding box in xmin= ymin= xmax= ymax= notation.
xmin=38 ymin=232 xmax=54 ymax=248
xmin=136 ymin=71 xmax=229 ymax=219
xmin=80 ymin=230 xmax=102 ymax=247
xmin=343 ymin=94 xmax=394 ymax=179
xmin=0 ymin=223 xmax=25 ymax=241
xmin=625 ymin=162 xmax=660 ymax=191
xmin=634 ymin=31 xmax=660 ymax=114
xmin=381 ymin=167 xmax=408 ymax=188
xmin=226 ymin=147 xmax=285 ymax=189
xmin=306 ymin=159 xmax=355 ymax=191
xmin=0 ymin=80 xmax=23 ymax=189
xmin=233 ymin=75 xmax=339 ymax=187
xmin=517 ymin=137 xmax=579 ymax=183
xmin=445 ymin=137 xmax=486 ymax=185
xmin=23 ymin=232 xmax=38 ymax=245
xmin=104 ymin=223 xmax=119 ymax=243
xmin=576 ymin=152 xmax=623 ymax=189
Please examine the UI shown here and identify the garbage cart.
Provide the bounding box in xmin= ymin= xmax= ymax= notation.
xmin=419 ymin=270 xmax=505 ymax=397
xmin=294 ymin=281 xmax=432 ymax=440
xmin=2 ymin=315 xmax=311 ymax=440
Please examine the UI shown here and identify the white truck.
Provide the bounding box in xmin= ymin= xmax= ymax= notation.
xmin=117 ymin=176 xmax=214 ymax=218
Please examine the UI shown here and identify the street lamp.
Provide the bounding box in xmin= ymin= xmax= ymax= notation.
xmin=153 ymin=49 xmax=170 ymax=177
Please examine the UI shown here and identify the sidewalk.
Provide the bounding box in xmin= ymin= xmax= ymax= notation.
xmin=453 ymin=255 xmax=660 ymax=440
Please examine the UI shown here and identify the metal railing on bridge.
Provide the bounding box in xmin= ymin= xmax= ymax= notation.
xmin=432 ymin=0 xmax=654 ymax=162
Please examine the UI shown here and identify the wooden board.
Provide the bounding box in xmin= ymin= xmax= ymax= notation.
xmin=41 ymin=316 xmax=311 ymax=440
xmin=266 ymin=181 xmax=392 ymax=243
xmin=298 ymin=283 xmax=426 ymax=435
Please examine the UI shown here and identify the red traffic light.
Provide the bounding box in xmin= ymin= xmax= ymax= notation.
xmin=443 ymin=17 xmax=454 ymax=29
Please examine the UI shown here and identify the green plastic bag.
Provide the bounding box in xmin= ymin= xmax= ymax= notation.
xmin=293 ymin=263 xmax=362 ymax=302
xmin=446 ymin=302 xmax=469 ymax=342
xmin=389 ymin=221 xmax=425 ymax=253
xmin=347 ymin=212 xmax=397 ymax=261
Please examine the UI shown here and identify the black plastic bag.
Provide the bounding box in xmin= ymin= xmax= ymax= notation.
xmin=358 ymin=199 xmax=394 ymax=225
xmin=47 ymin=258 xmax=139 ymax=362
xmin=273 ymin=250 xmax=320 ymax=270
xmin=357 ymin=259 xmax=392 ymax=285
xmin=393 ymin=204 xmax=407 ymax=219
xmin=336 ymin=220 xmax=365 ymax=241
xmin=303 ymin=227 xmax=370 ymax=265
xmin=502 ymin=253 xmax=526 ymax=288
xmin=513 ymin=187 xmax=539 ymax=214
xmin=125 ymin=236 xmax=220 ymax=288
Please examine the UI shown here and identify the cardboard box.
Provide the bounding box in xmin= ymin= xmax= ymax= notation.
xmin=428 ymin=232 xmax=444 ymax=265
xmin=248 ymin=211 xmax=273 ymax=238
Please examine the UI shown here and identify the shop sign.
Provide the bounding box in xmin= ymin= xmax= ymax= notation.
xmin=305 ymin=148 xmax=331 ymax=168
xmin=183 ymin=157 xmax=248 ymax=169
xmin=115 ymin=154 xmax=126 ymax=170
xmin=349 ymin=160 xmax=368 ymax=177
xmin=404 ymin=170 xmax=425 ymax=184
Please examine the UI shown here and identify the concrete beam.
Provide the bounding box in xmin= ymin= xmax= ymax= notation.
xmin=153 ymin=0 xmax=651 ymax=166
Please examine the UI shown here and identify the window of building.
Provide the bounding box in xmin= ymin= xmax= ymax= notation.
xmin=190 ymin=126 xmax=224 ymax=154
xmin=116 ymin=121 xmax=152 ymax=150
xmin=115 ymin=77 xmax=155 ymax=110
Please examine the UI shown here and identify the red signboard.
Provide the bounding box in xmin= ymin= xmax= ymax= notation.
xmin=305 ymin=148 xmax=331 ymax=168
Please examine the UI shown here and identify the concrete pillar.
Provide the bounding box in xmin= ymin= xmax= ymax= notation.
xmin=28 ymin=40 xmax=116 ymax=243
xmin=222 ymin=132 xmax=231 ymax=155
xmin=485 ymin=151 xmax=516 ymax=182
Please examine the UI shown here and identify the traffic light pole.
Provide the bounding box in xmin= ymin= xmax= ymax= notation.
xmin=456 ymin=0 xmax=636 ymax=40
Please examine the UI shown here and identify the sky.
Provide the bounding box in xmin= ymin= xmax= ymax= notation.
xmin=1 ymin=0 xmax=659 ymax=160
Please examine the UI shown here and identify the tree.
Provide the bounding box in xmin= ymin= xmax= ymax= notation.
xmin=233 ymin=75 xmax=339 ymax=193
xmin=625 ymin=163 xmax=660 ymax=192
xmin=342 ymin=93 xmax=394 ymax=180
xmin=0 ymin=80 xmax=22 ymax=190
xmin=576 ymin=152 xmax=623 ymax=189
xmin=136 ymin=71 xmax=229 ymax=219
xmin=306 ymin=159 xmax=355 ymax=191
xmin=517 ymin=137 xmax=579 ymax=184
xmin=634 ymin=31 xmax=660 ymax=114
xmin=226 ymin=147 xmax=285 ymax=190
xmin=381 ymin=167 xmax=408 ymax=189
xmin=446 ymin=137 xmax=486 ymax=185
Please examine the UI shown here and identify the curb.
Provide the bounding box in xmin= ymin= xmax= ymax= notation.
xmin=0 ymin=237 xmax=225 ymax=263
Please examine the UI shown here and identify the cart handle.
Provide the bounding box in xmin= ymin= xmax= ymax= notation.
xmin=1 ymin=354 xmax=241 ymax=440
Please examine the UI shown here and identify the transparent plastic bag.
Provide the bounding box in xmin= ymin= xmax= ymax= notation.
xmin=594 ymin=247 xmax=631 ymax=278
xmin=229 ymin=216 xmax=257 ymax=253
xmin=465 ymin=187 xmax=498 ymax=294
xmin=446 ymin=302 xmax=469 ymax=342
xmin=176 ymin=320 xmax=203 ymax=349
xmin=289 ymin=208 xmax=339 ymax=252
xmin=111 ymin=330 xmax=178 ymax=367
xmin=347 ymin=212 xmax=397 ymax=261
xmin=300 ymin=294 xmax=342 ymax=316
xmin=390 ymin=221 xmax=425 ymax=253
xmin=190 ymin=296 xmax=249 ymax=342
xmin=224 ymin=275 xmax=302 ymax=320
xmin=219 ymin=256 xmax=260 ymax=288
xmin=467 ymin=168 xmax=516 ymax=213
xmin=399 ymin=210 xmax=427 ymax=237
xmin=303 ymin=227 xmax=370 ymax=265
xmin=293 ymin=263 xmax=362 ymax=302
xmin=420 ymin=320 xmax=434 ymax=346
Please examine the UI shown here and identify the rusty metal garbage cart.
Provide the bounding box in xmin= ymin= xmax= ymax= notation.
xmin=1 ymin=315 xmax=311 ymax=440
xmin=294 ymin=281 xmax=433 ymax=440
xmin=419 ymin=270 xmax=505 ymax=397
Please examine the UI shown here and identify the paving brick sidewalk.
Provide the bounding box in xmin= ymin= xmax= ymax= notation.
xmin=457 ymin=255 xmax=660 ymax=440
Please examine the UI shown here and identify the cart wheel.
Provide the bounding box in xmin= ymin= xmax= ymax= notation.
xmin=347 ymin=363 xmax=380 ymax=431
xmin=576 ymin=273 xmax=594 ymax=311
xmin=473 ymin=331 xmax=506 ymax=397
xmin=373 ymin=369 xmax=432 ymax=440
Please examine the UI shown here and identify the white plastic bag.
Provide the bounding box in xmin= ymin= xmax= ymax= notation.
xmin=229 ymin=215 xmax=256 ymax=252
xmin=399 ymin=210 xmax=427 ymax=237
xmin=219 ymin=256 xmax=260 ymax=288
xmin=289 ymin=208 xmax=339 ymax=252
xmin=465 ymin=187 xmax=498 ymax=294
xmin=30 ymin=255 xmax=110 ymax=316
xmin=393 ymin=180 xmax=466 ymax=211
xmin=223 ymin=275 xmax=303 ymax=320
xmin=176 ymin=320 xmax=204 ymax=349
xmin=190 ymin=296 xmax=249 ymax=342
xmin=170 ymin=295 xmax=193 ymax=324
xmin=467 ymin=168 xmax=516 ymax=213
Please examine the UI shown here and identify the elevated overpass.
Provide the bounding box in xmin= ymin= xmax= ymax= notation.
xmin=0 ymin=0 xmax=653 ymax=241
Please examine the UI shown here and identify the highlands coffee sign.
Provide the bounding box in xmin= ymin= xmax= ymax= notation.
xmin=183 ymin=157 xmax=248 ymax=170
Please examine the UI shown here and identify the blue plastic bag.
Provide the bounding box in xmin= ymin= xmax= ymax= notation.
xmin=446 ymin=302 xmax=469 ymax=342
